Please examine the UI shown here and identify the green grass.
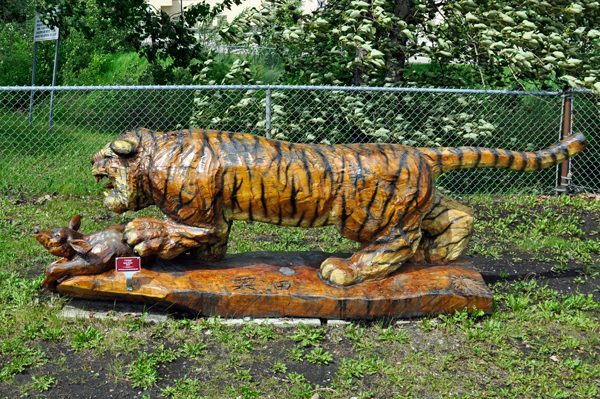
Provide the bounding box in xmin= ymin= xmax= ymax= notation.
xmin=98 ymin=52 xmax=150 ymax=86
xmin=0 ymin=75 xmax=201 ymax=198
xmin=0 ymin=106 xmax=115 ymax=195
xmin=0 ymin=193 xmax=598 ymax=397
xmin=466 ymin=194 xmax=600 ymax=266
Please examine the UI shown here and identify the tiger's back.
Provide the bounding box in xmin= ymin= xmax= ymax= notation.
xmin=143 ymin=129 xmax=434 ymax=244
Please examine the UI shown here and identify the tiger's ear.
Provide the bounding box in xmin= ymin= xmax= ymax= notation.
xmin=110 ymin=139 xmax=138 ymax=157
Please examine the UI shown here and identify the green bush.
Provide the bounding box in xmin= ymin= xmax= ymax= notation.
xmin=0 ymin=23 xmax=33 ymax=87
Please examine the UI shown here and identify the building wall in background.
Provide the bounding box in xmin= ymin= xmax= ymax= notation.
xmin=148 ymin=0 xmax=320 ymax=22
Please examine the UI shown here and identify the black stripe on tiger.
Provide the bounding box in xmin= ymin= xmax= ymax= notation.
xmin=238 ymin=134 xmax=259 ymax=160
xmin=290 ymin=176 xmax=298 ymax=219
xmin=375 ymin=144 xmax=390 ymax=167
xmin=549 ymin=149 xmax=557 ymax=166
xmin=313 ymin=146 xmax=335 ymax=195
xmin=231 ymin=174 xmax=243 ymax=211
xmin=260 ymin=177 xmax=268 ymax=216
xmin=363 ymin=244 xmax=412 ymax=254
xmin=229 ymin=133 xmax=253 ymax=165
xmin=489 ymin=148 xmax=499 ymax=167
xmin=270 ymin=139 xmax=283 ymax=176
xmin=426 ymin=215 xmax=470 ymax=240
xmin=282 ymin=161 xmax=292 ymax=191
xmin=474 ymin=147 xmax=482 ymax=168
xmin=181 ymin=204 xmax=200 ymax=223
xmin=202 ymin=131 xmax=214 ymax=158
xmin=504 ymin=150 xmax=516 ymax=169
xmin=356 ymin=185 xmax=380 ymax=240
xmin=430 ymin=147 xmax=443 ymax=166
xmin=340 ymin=191 xmax=349 ymax=234
xmin=299 ymin=148 xmax=312 ymax=191
xmin=442 ymin=234 xmax=471 ymax=248
xmin=519 ymin=151 xmax=528 ymax=172
xmin=216 ymin=130 xmax=224 ymax=147
xmin=379 ymin=149 xmax=409 ymax=220
xmin=336 ymin=153 xmax=346 ymax=198
xmin=533 ymin=153 xmax=542 ymax=171
xmin=253 ymin=136 xmax=267 ymax=162
xmin=277 ymin=206 xmax=282 ymax=225
xmin=407 ymin=157 xmax=428 ymax=218
xmin=424 ymin=207 xmax=449 ymax=222
xmin=309 ymin=199 xmax=320 ymax=227
xmin=296 ymin=210 xmax=306 ymax=227
xmin=361 ymin=226 xmax=419 ymax=253
xmin=175 ymin=148 xmax=199 ymax=212
xmin=450 ymin=148 xmax=464 ymax=166
xmin=558 ymin=142 xmax=569 ymax=159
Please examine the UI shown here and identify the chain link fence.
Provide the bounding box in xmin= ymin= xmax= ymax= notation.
xmin=0 ymin=85 xmax=596 ymax=197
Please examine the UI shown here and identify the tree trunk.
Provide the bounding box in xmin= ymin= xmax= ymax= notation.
xmin=385 ymin=0 xmax=415 ymax=84
xmin=351 ymin=48 xmax=366 ymax=86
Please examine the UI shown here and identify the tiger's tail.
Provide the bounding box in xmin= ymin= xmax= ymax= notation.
xmin=418 ymin=133 xmax=588 ymax=179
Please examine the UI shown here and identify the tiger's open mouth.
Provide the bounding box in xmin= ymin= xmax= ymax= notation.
xmin=93 ymin=170 xmax=130 ymax=213
xmin=94 ymin=174 xmax=115 ymax=196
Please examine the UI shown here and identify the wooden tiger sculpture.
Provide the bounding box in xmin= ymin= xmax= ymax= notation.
xmin=91 ymin=128 xmax=587 ymax=287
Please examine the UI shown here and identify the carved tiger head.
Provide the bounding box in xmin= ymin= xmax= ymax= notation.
xmin=91 ymin=131 xmax=154 ymax=214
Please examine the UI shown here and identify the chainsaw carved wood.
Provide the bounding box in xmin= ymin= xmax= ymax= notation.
xmin=34 ymin=128 xmax=587 ymax=317
xmin=88 ymin=128 xmax=586 ymax=286
xmin=33 ymin=215 xmax=150 ymax=292
xmin=56 ymin=252 xmax=495 ymax=319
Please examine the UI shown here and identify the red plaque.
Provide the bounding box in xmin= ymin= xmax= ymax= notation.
xmin=116 ymin=257 xmax=141 ymax=273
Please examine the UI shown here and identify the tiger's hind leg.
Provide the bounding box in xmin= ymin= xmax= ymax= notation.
xmin=409 ymin=190 xmax=474 ymax=264
xmin=320 ymin=222 xmax=423 ymax=286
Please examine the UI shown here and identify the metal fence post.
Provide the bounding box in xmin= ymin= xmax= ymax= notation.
xmin=556 ymin=90 xmax=573 ymax=194
xmin=265 ymin=86 xmax=272 ymax=139
xmin=28 ymin=42 xmax=38 ymax=126
xmin=48 ymin=36 xmax=60 ymax=132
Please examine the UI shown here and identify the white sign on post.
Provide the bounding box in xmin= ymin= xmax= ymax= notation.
xmin=34 ymin=13 xmax=59 ymax=42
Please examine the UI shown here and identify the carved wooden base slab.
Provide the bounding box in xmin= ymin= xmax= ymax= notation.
xmin=56 ymin=252 xmax=493 ymax=319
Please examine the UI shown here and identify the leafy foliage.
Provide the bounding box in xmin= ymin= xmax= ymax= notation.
xmin=305 ymin=347 xmax=334 ymax=364
xmin=439 ymin=0 xmax=600 ymax=91
xmin=37 ymin=0 xmax=246 ymax=83
xmin=288 ymin=323 xmax=326 ymax=347
xmin=191 ymin=0 xmax=600 ymax=144
xmin=71 ymin=326 xmax=102 ymax=352
xmin=216 ymin=0 xmax=600 ymax=91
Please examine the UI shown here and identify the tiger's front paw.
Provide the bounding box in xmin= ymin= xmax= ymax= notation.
xmin=319 ymin=257 xmax=359 ymax=287
xmin=124 ymin=217 xmax=216 ymax=259
xmin=124 ymin=218 xmax=173 ymax=258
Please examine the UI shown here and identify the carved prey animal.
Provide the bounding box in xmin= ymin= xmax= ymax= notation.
xmin=33 ymin=215 xmax=136 ymax=292
xmin=91 ymin=128 xmax=587 ymax=287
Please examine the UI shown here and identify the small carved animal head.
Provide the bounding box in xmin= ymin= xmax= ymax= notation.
xmin=33 ymin=215 xmax=91 ymax=259
xmin=91 ymin=129 xmax=154 ymax=214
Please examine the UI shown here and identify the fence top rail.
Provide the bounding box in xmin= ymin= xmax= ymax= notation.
xmin=0 ymin=84 xmax=580 ymax=96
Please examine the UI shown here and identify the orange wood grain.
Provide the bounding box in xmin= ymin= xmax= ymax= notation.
xmin=56 ymin=252 xmax=493 ymax=319
xmin=91 ymin=129 xmax=586 ymax=286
